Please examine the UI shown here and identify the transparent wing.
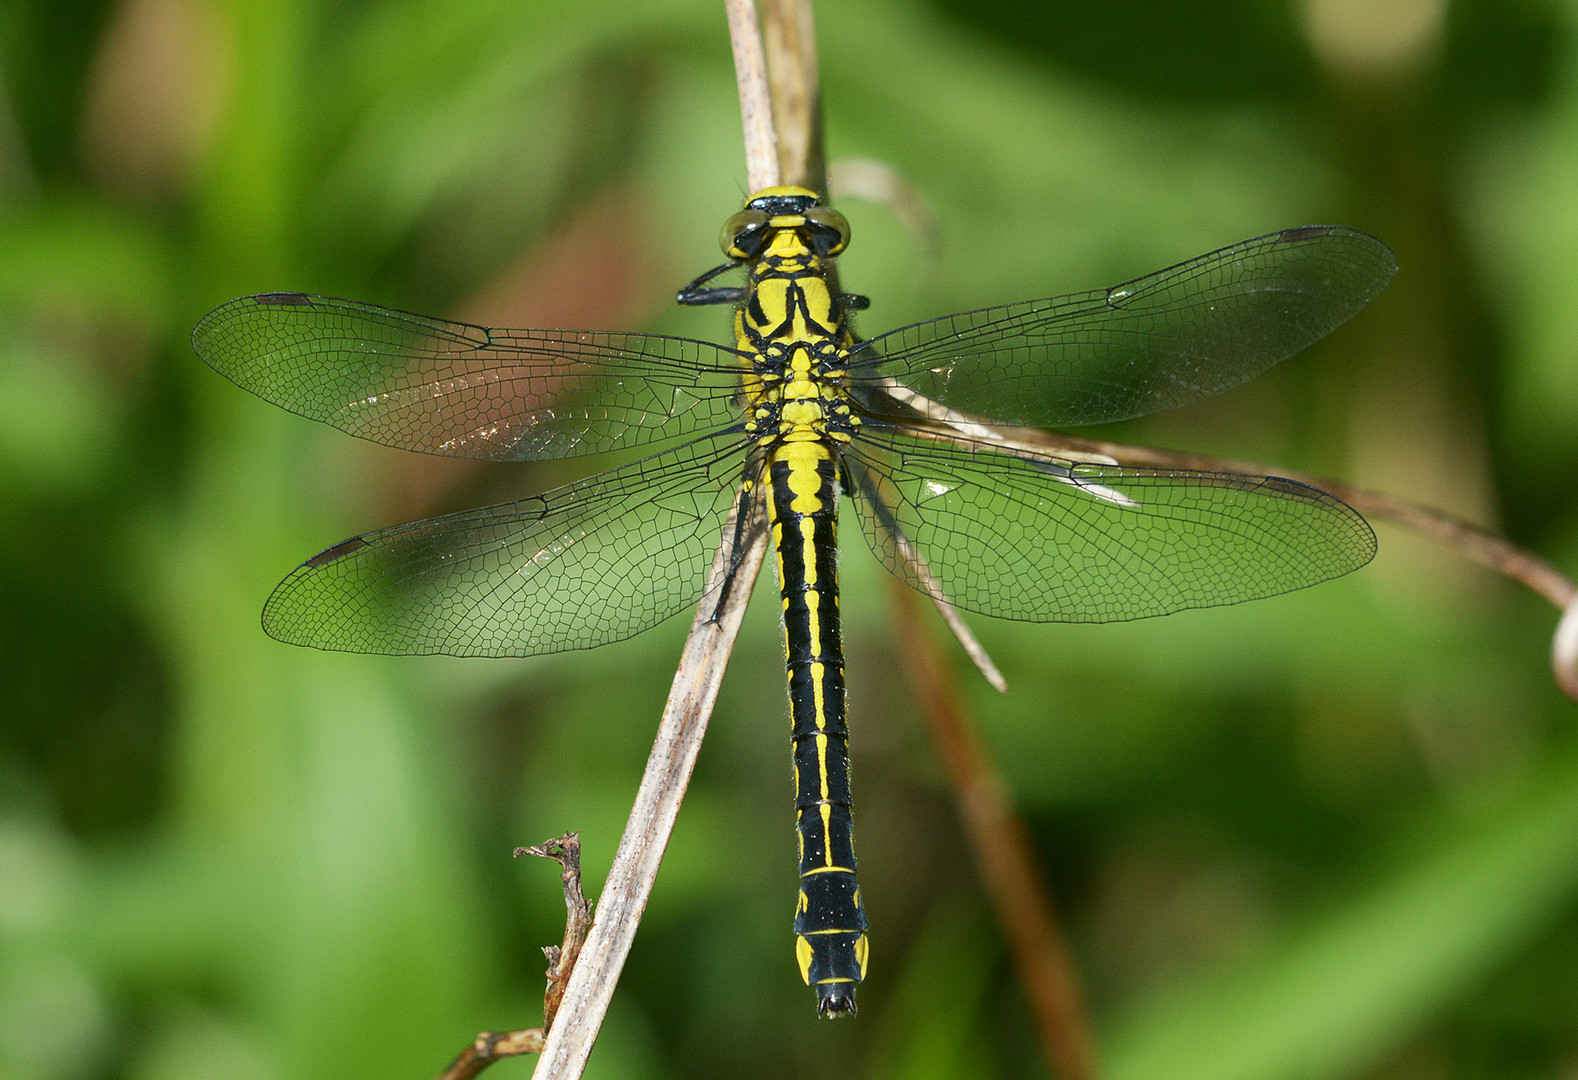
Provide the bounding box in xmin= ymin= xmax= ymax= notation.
xmin=845 ymin=426 xmax=1375 ymax=623
xmin=192 ymin=293 xmax=746 ymax=460
xmin=850 ymin=227 xmax=1395 ymax=428
xmin=262 ymin=434 xmax=750 ymax=656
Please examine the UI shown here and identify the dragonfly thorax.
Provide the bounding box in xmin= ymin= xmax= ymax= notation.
xmin=735 ymin=208 xmax=859 ymax=454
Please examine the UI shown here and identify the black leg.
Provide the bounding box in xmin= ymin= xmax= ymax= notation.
xmin=677 ymin=261 xmax=745 ymax=306
xmin=709 ymin=478 xmax=760 ymax=623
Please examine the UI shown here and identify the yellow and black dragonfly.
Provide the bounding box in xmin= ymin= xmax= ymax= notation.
xmin=192 ymin=187 xmax=1394 ymax=1016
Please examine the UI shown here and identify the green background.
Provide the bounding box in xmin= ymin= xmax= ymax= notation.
xmin=3 ymin=0 xmax=1577 ymax=1077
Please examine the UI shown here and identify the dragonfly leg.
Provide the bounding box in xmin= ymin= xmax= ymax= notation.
xmin=679 ymin=287 xmax=746 ymax=306
xmin=707 ymin=480 xmax=760 ymax=625
xmin=677 ymin=262 xmax=745 ymax=306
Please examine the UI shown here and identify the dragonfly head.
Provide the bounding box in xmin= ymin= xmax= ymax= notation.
xmin=721 ymin=187 xmax=851 ymax=261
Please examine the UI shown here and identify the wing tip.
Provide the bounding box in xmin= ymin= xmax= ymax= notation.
xmin=1274 ymin=223 xmax=1399 ymax=282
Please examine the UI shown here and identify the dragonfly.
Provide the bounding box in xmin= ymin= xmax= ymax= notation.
xmin=192 ymin=187 xmax=1395 ymax=1016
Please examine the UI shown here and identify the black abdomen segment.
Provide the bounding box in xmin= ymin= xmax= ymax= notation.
xmin=768 ymin=453 xmax=869 ymax=1016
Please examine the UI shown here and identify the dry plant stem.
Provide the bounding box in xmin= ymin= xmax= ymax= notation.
xmin=890 ymin=581 xmax=1099 ymax=1080
xmin=726 ymin=0 xmax=779 ymax=190
xmin=1554 ymin=597 xmax=1578 ymax=701
xmin=438 ymin=1029 xmax=546 ymax=1080
xmin=529 ymin=10 xmax=787 ymax=1077
xmin=1313 ymin=485 xmax=1575 ymax=702
xmin=531 ymin=516 xmax=769 ymax=1080
xmin=827 ymin=158 xmax=942 ymax=254
xmin=436 ymin=836 xmax=591 ymax=1080
xmin=760 ymin=0 xmax=821 ymax=188
xmin=1330 ymin=485 xmax=1575 ymax=609
xmin=518 ymin=834 xmax=596 ymax=1028
xmin=928 ymin=580 xmax=1009 ymax=693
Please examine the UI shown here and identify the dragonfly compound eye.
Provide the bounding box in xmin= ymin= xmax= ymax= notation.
xmin=803 ymin=206 xmax=851 ymax=257
xmin=721 ymin=209 xmax=772 ymax=259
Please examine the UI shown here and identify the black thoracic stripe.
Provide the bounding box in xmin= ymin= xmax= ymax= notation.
xmin=745 ymin=290 xmax=769 ymax=329
xmin=768 ymin=453 xmax=869 ymax=1011
xmin=782 ymin=280 xmax=837 ymax=341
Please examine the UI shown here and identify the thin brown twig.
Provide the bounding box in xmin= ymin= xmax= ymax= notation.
xmin=521 ymin=834 xmax=596 ymax=1028
xmin=436 ymin=836 xmax=592 ymax=1080
xmin=890 ymin=580 xmax=1100 ymax=1080
xmin=889 ymin=519 xmax=1008 ymax=694
xmin=438 ymin=1029 xmax=545 ymax=1080
xmin=827 ymin=158 xmax=941 ymax=254
xmin=880 ymin=419 xmax=1575 ymax=1078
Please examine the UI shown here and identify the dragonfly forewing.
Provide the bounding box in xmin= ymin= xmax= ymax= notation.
xmin=192 ymin=293 xmax=746 ymax=461
xmin=851 ymin=226 xmax=1396 ymax=430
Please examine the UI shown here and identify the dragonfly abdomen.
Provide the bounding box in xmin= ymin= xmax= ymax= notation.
xmin=767 ymin=448 xmax=869 ymax=1017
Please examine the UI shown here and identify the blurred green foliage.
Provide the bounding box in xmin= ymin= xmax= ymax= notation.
xmin=2 ymin=0 xmax=1577 ymax=1078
